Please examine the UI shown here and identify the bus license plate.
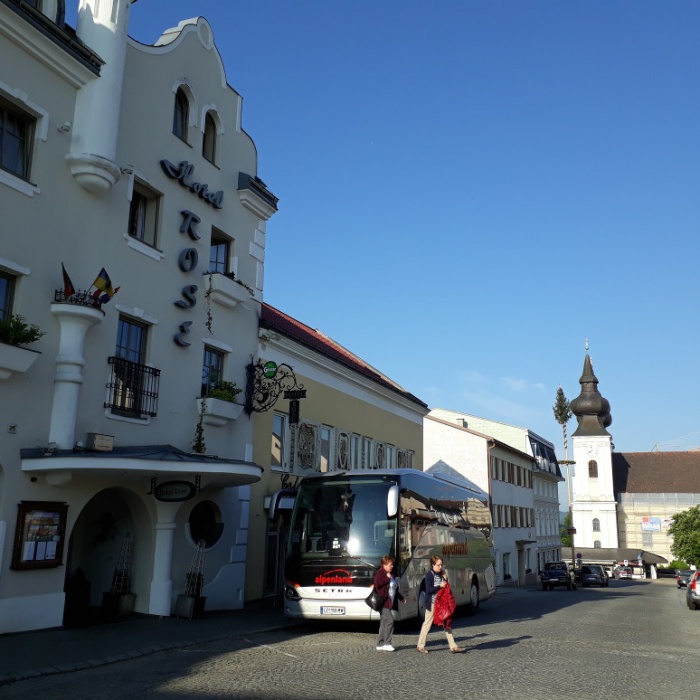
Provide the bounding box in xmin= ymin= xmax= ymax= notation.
xmin=320 ymin=606 xmax=345 ymax=615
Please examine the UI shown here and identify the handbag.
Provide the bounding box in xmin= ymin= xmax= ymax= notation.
xmin=365 ymin=588 xmax=387 ymax=612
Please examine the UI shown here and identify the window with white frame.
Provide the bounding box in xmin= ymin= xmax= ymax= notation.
xmin=107 ymin=316 xmax=160 ymax=418
xmin=209 ymin=228 xmax=231 ymax=274
xmin=271 ymin=412 xmax=287 ymax=470
xmin=592 ymin=518 xmax=600 ymax=532
xmin=362 ymin=437 xmax=372 ymax=468
xmin=128 ymin=180 xmax=160 ymax=247
xmin=0 ymin=271 xmax=14 ymax=320
xmin=350 ymin=434 xmax=360 ymax=469
xmin=0 ymin=95 xmax=35 ymax=181
xmin=173 ymin=88 xmax=189 ymax=141
xmin=320 ymin=426 xmax=332 ymax=472
xmin=201 ymin=346 xmax=224 ymax=396
xmin=202 ymin=111 xmax=217 ymax=164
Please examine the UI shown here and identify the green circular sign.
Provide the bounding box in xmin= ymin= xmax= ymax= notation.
xmin=263 ymin=361 xmax=277 ymax=378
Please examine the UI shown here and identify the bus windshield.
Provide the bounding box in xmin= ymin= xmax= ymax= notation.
xmin=288 ymin=476 xmax=398 ymax=563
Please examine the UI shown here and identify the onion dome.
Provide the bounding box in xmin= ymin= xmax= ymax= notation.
xmin=570 ymin=352 xmax=612 ymax=437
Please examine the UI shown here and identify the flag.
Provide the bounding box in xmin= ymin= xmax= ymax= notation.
xmin=100 ymin=286 xmax=120 ymax=304
xmin=61 ymin=263 xmax=75 ymax=297
xmin=92 ymin=268 xmax=114 ymax=297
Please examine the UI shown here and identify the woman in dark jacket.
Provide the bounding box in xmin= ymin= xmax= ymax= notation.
xmin=416 ymin=555 xmax=465 ymax=653
xmin=374 ymin=554 xmax=404 ymax=651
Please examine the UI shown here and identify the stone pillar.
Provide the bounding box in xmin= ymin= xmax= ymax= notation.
xmin=149 ymin=511 xmax=178 ymax=617
xmin=48 ymin=303 xmax=103 ymax=449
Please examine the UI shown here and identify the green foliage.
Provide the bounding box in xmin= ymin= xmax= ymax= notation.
xmin=208 ymin=380 xmax=241 ymax=403
xmin=0 ymin=314 xmax=45 ymax=347
xmin=668 ymin=506 xmax=700 ymax=567
xmin=663 ymin=560 xmax=689 ymax=570
xmin=552 ymin=385 xmax=572 ymax=426
xmin=560 ymin=511 xmax=573 ymax=547
xmin=192 ymin=399 xmax=206 ymax=455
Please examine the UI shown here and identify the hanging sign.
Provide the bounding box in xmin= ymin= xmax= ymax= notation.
xmin=154 ymin=480 xmax=196 ymax=502
xmin=263 ymin=361 xmax=277 ymax=378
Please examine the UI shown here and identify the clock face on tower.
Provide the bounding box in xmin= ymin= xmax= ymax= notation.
xmin=586 ymin=443 xmax=598 ymax=457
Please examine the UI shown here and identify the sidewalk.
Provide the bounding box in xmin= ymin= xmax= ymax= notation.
xmin=0 ymin=605 xmax=297 ymax=687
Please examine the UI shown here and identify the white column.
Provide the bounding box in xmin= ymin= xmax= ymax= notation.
xmin=48 ymin=303 xmax=103 ymax=449
xmin=149 ymin=512 xmax=178 ymax=617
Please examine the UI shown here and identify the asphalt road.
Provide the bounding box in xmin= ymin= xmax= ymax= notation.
xmin=3 ymin=579 xmax=695 ymax=699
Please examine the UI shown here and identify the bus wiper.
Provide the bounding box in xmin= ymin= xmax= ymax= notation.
xmin=349 ymin=557 xmax=378 ymax=570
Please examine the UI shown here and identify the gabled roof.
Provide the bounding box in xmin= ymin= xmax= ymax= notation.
xmin=260 ymin=303 xmax=427 ymax=409
xmin=612 ymin=451 xmax=700 ymax=494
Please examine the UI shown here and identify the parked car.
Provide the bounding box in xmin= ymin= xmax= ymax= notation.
xmin=580 ymin=564 xmax=609 ymax=587
xmin=614 ymin=566 xmax=633 ymax=580
xmin=686 ymin=571 xmax=700 ymax=610
xmin=677 ymin=570 xmax=694 ymax=588
xmin=540 ymin=562 xmax=577 ymax=591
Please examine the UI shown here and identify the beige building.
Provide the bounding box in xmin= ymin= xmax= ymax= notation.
xmin=245 ymin=303 xmax=429 ymax=602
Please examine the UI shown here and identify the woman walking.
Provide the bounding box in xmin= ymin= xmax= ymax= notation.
xmin=374 ymin=554 xmax=404 ymax=651
xmin=416 ymin=555 xmax=465 ymax=654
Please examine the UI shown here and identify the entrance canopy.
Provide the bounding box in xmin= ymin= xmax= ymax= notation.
xmin=21 ymin=444 xmax=262 ymax=488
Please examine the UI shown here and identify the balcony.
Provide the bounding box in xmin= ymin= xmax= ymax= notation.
xmin=105 ymin=356 xmax=161 ymax=418
xmin=206 ymin=272 xmax=253 ymax=310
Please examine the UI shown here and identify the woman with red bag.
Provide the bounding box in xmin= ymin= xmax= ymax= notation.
xmin=416 ymin=555 xmax=465 ymax=654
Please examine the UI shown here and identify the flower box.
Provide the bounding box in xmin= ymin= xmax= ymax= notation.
xmin=197 ymin=397 xmax=245 ymax=426
xmin=0 ymin=342 xmax=40 ymax=380
xmin=207 ymin=273 xmax=251 ymax=310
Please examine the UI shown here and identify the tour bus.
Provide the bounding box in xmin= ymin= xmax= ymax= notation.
xmin=283 ymin=469 xmax=496 ymax=620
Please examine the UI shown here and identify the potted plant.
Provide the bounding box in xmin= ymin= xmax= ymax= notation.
xmin=0 ymin=314 xmax=44 ymax=379
xmin=0 ymin=314 xmax=45 ymax=347
xmin=207 ymin=380 xmax=242 ymax=403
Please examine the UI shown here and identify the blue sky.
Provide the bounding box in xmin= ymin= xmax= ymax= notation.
xmin=75 ymin=3 xmax=700 ymax=473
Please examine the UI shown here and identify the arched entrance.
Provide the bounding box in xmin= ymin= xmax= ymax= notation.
xmin=63 ymin=487 xmax=151 ymax=626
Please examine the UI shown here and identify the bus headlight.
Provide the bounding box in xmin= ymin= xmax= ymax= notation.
xmin=284 ymin=584 xmax=301 ymax=601
xmin=347 ymin=537 xmax=360 ymax=555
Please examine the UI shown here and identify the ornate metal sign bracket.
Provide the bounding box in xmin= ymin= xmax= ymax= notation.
xmin=245 ymin=360 xmax=305 ymax=415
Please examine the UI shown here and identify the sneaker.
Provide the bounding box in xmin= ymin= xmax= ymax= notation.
xmin=376 ymin=645 xmax=384 ymax=651
xmin=382 ymin=645 xmax=396 ymax=651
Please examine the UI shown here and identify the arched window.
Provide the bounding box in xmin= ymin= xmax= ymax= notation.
xmin=593 ymin=540 xmax=601 ymax=549
xmin=173 ymin=88 xmax=189 ymax=141
xmin=203 ymin=111 xmax=217 ymax=163
xmin=592 ymin=518 xmax=600 ymax=532
xmin=588 ymin=460 xmax=598 ymax=478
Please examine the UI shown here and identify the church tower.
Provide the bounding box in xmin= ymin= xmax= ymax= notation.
xmin=570 ymin=346 xmax=618 ymax=548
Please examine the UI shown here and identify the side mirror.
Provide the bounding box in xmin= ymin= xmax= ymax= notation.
xmin=387 ymin=485 xmax=399 ymax=518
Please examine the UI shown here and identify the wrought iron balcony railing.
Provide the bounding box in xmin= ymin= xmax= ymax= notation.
xmin=105 ymin=356 xmax=161 ymax=417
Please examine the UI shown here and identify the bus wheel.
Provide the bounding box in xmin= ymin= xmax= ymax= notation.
xmin=417 ymin=587 xmax=427 ymax=622
xmin=465 ymin=578 xmax=480 ymax=616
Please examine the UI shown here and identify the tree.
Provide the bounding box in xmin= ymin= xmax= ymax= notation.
xmin=668 ymin=506 xmax=700 ymax=567
xmin=560 ymin=512 xmax=573 ymax=548
xmin=552 ymin=385 xmax=572 ymax=456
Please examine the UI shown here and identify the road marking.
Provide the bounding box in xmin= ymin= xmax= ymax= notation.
xmin=244 ymin=638 xmax=298 ymax=657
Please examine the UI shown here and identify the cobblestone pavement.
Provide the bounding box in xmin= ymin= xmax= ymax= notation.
xmin=2 ymin=580 xmax=696 ymax=699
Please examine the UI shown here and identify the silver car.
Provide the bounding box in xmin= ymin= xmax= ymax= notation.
xmin=686 ymin=571 xmax=700 ymax=610
xmin=678 ymin=570 xmax=694 ymax=588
